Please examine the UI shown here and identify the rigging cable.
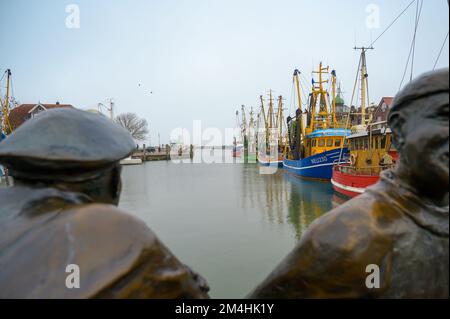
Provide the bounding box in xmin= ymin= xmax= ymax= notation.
xmin=300 ymin=82 xmax=308 ymax=109
xmin=288 ymin=77 xmax=294 ymax=116
xmin=363 ymin=51 xmax=371 ymax=115
xmin=6 ymin=75 xmax=14 ymax=131
xmin=10 ymin=74 xmax=15 ymax=106
xmin=0 ymin=71 xmax=6 ymax=107
xmin=0 ymin=70 xmax=6 ymax=84
xmin=433 ymin=31 xmax=449 ymax=70
xmin=370 ymin=0 xmax=416 ymax=47
xmin=338 ymin=53 xmax=362 ymax=163
xmin=410 ymin=0 xmax=423 ymax=82
xmin=399 ymin=0 xmax=423 ymax=90
xmin=299 ymin=73 xmax=311 ymax=105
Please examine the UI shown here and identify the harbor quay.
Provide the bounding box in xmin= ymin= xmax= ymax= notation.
xmin=0 ymin=1 xmax=448 ymax=315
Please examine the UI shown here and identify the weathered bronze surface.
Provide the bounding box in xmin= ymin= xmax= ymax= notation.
xmin=0 ymin=108 xmax=209 ymax=298
xmin=249 ymin=68 xmax=449 ymax=298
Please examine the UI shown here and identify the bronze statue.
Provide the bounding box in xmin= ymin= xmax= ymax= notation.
xmin=249 ymin=68 xmax=449 ymax=299
xmin=0 ymin=108 xmax=209 ymax=298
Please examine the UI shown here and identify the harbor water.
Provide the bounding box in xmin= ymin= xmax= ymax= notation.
xmin=119 ymin=149 xmax=347 ymax=298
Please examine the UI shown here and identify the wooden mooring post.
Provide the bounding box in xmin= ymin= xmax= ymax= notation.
xmin=142 ymin=144 xmax=146 ymax=162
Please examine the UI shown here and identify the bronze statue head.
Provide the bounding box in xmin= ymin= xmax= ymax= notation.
xmin=0 ymin=108 xmax=135 ymax=205
xmin=388 ymin=68 xmax=449 ymax=204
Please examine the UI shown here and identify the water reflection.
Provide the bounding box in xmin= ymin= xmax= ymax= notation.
xmin=240 ymin=165 xmax=341 ymax=240
xmin=285 ymin=173 xmax=336 ymax=239
xmin=119 ymin=152 xmax=348 ymax=297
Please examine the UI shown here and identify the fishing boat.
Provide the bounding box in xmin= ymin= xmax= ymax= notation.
xmin=232 ymin=110 xmax=243 ymax=158
xmin=283 ymin=63 xmax=351 ymax=179
xmin=331 ymin=47 xmax=398 ymax=197
xmin=257 ymin=91 xmax=285 ymax=167
xmin=120 ymin=156 xmax=143 ymax=165
xmin=331 ymin=122 xmax=398 ymax=197
xmin=234 ymin=105 xmax=257 ymax=162
xmin=243 ymin=106 xmax=257 ymax=163
xmin=232 ymin=139 xmax=243 ymax=158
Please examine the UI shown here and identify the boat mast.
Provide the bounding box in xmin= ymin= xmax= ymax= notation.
xmin=268 ymin=90 xmax=274 ymax=131
xmin=267 ymin=90 xmax=275 ymax=150
xmin=259 ymin=95 xmax=268 ymax=132
xmin=249 ymin=107 xmax=254 ymax=132
xmin=241 ymin=105 xmax=247 ymax=148
xmin=97 ymin=98 xmax=115 ymax=120
xmin=256 ymin=111 xmax=260 ymax=158
xmin=354 ymin=46 xmax=373 ymax=125
xmin=241 ymin=105 xmax=247 ymax=136
xmin=249 ymin=106 xmax=255 ymax=152
xmin=2 ymin=69 xmax=12 ymax=134
xmin=331 ymin=70 xmax=337 ymax=127
xmin=311 ymin=62 xmax=330 ymax=130
xmin=259 ymin=95 xmax=269 ymax=151
xmin=235 ymin=110 xmax=240 ymax=144
xmin=109 ymin=99 xmax=114 ymax=120
xmin=293 ymin=69 xmax=304 ymax=141
xmin=277 ymin=95 xmax=283 ymax=149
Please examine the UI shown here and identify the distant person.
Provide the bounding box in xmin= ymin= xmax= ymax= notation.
xmin=379 ymin=152 xmax=394 ymax=168
xmin=249 ymin=69 xmax=449 ymax=298
xmin=0 ymin=108 xmax=209 ymax=298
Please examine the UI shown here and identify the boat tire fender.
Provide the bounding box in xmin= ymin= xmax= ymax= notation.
xmin=350 ymin=153 xmax=357 ymax=166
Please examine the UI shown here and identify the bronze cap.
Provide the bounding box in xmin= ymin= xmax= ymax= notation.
xmin=389 ymin=68 xmax=449 ymax=115
xmin=0 ymin=108 xmax=135 ymax=178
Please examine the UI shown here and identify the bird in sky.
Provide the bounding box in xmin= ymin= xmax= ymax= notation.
xmin=138 ymin=83 xmax=153 ymax=94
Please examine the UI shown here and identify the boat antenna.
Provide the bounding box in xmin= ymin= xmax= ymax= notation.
xmin=354 ymin=46 xmax=373 ymax=126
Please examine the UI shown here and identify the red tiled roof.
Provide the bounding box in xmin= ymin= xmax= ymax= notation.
xmin=381 ymin=97 xmax=394 ymax=107
xmin=8 ymin=103 xmax=74 ymax=130
xmin=372 ymin=97 xmax=394 ymax=122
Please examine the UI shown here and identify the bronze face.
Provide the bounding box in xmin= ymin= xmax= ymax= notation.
xmin=0 ymin=109 xmax=210 ymax=299
xmin=12 ymin=164 xmax=123 ymax=206
xmin=390 ymin=93 xmax=449 ymax=203
xmin=248 ymin=69 xmax=449 ymax=299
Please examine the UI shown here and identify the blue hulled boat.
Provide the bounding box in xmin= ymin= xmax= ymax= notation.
xmin=284 ymin=65 xmax=351 ymax=180
xmin=283 ymin=129 xmax=349 ymax=179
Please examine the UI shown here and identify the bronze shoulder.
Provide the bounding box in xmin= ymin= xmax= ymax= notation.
xmin=0 ymin=202 xmax=209 ymax=298
xmin=249 ymin=192 xmax=404 ymax=299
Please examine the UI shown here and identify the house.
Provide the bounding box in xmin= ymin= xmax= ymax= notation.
xmin=372 ymin=97 xmax=394 ymax=123
xmin=8 ymin=102 xmax=74 ymax=131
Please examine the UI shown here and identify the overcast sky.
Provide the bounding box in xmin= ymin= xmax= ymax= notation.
xmin=1 ymin=0 xmax=448 ymax=144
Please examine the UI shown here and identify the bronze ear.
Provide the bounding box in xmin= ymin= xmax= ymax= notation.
xmin=111 ymin=165 xmax=122 ymax=204
xmin=388 ymin=112 xmax=405 ymax=151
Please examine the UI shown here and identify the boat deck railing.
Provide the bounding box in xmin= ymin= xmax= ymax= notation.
xmin=333 ymin=159 xmax=395 ymax=176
